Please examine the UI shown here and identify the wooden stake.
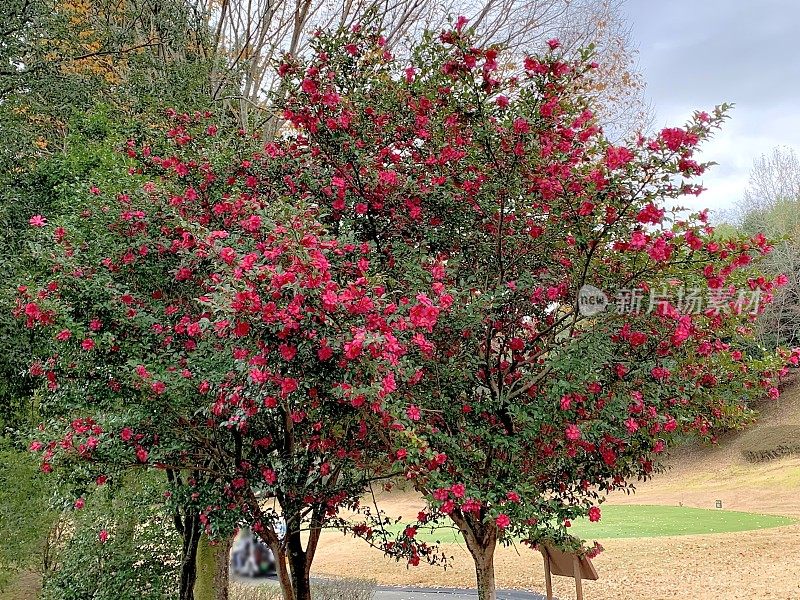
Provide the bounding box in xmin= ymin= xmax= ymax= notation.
xmin=543 ymin=551 xmax=553 ymax=600
xmin=573 ymin=555 xmax=584 ymax=600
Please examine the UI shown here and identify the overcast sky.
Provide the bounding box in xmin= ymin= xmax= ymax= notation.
xmin=625 ymin=0 xmax=799 ymax=219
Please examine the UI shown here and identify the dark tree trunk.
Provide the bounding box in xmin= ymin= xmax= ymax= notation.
xmin=179 ymin=510 xmax=202 ymax=600
xmin=287 ymin=528 xmax=312 ymax=600
xmin=268 ymin=508 xmax=324 ymax=600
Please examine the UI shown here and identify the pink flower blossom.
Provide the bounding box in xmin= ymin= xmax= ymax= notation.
xmin=565 ymin=424 xmax=581 ymax=441
xmin=261 ymin=467 xmax=277 ymax=484
xmin=625 ymin=418 xmax=639 ymax=433
xmin=636 ymin=203 xmax=665 ymax=225
xmin=605 ymin=146 xmax=634 ymax=170
xmin=29 ymin=215 xmax=47 ymax=227
xmin=317 ymin=344 xmax=333 ymax=361
xmin=378 ymin=170 xmax=399 ymax=186
xmin=409 ymin=294 xmax=440 ymax=332
xmin=647 ymin=237 xmax=673 ymax=262
xmin=433 ymin=488 xmax=449 ymax=501
xmin=629 ymin=231 xmax=648 ymax=249
xmin=629 ymin=331 xmax=648 ymax=347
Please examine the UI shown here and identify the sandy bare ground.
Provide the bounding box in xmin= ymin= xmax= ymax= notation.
xmin=312 ymin=387 xmax=800 ymax=600
xmin=315 ymin=523 xmax=800 ymax=600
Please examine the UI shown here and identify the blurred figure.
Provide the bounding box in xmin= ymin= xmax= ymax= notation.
xmin=230 ymin=526 xmax=276 ymax=578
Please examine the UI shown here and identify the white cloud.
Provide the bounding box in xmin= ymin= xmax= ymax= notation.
xmin=626 ymin=0 xmax=800 ymax=220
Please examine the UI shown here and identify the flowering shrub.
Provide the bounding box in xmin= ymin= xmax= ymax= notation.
xmin=16 ymin=114 xmax=437 ymax=600
xmin=267 ymin=20 xmax=796 ymax=600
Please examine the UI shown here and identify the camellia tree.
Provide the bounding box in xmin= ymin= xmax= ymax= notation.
xmin=16 ymin=20 xmax=798 ymax=600
xmin=16 ymin=113 xmax=440 ymax=600
xmin=263 ymin=21 xmax=797 ymax=600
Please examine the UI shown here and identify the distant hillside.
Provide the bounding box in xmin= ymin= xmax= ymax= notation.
xmin=607 ymin=380 xmax=800 ymax=516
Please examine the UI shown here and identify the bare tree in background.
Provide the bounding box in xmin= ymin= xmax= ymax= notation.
xmin=198 ymin=0 xmax=646 ymax=136
xmin=734 ymin=147 xmax=800 ymax=348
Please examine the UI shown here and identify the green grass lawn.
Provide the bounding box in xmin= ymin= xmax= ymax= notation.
xmin=385 ymin=504 xmax=796 ymax=544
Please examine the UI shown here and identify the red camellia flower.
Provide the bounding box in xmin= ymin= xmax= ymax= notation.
xmin=98 ymin=529 xmax=109 ymax=543
xmin=406 ymin=405 xmax=421 ymax=421
xmin=636 ymin=203 xmax=665 ymax=224
xmin=648 ymin=237 xmax=673 ymax=262
xmin=409 ymin=294 xmax=440 ymax=332
xmin=625 ymin=418 xmax=639 ymax=434
xmin=605 ymin=145 xmax=634 ymax=170
xmin=495 ymin=513 xmax=511 ymax=528
xmin=588 ymin=506 xmax=601 ymax=522
xmin=565 ymin=424 xmax=581 ymax=441
xmin=261 ymin=467 xmax=277 ymax=485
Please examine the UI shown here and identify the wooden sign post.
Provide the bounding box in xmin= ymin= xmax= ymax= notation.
xmin=538 ymin=544 xmax=598 ymax=600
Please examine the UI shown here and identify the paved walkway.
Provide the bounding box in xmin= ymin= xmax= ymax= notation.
xmin=373 ymin=585 xmax=546 ymax=599
xmin=231 ymin=574 xmax=547 ymax=599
